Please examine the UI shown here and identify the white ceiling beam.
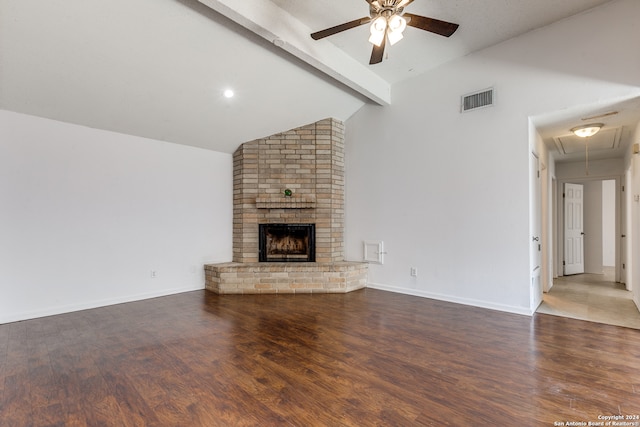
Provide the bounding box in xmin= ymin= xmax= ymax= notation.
xmin=197 ymin=0 xmax=391 ymax=105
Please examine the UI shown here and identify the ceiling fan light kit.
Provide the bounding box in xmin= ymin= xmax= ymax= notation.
xmin=310 ymin=0 xmax=459 ymax=65
xmin=369 ymin=16 xmax=388 ymax=46
xmin=386 ymin=14 xmax=407 ymax=45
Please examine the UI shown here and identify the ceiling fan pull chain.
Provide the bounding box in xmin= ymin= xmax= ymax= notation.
xmin=585 ymin=138 xmax=589 ymax=176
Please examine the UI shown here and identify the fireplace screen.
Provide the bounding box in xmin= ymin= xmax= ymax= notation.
xmin=259 ymin=224 xmax=315 ymax=262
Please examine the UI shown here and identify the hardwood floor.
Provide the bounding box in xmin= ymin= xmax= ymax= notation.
xmin=1 ymin=289 xmax=639 ymax=426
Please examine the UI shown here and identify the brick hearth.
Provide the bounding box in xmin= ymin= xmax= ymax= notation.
xmin=205 ymin=118 xmax=367 ymax=294
xmin=204 ymin=262 xmax=367 ymax=294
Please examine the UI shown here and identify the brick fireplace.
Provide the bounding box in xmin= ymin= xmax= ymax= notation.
xmin=204 ymin=118 xmax=367 ymax=294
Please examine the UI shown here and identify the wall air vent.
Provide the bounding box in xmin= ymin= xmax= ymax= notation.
xmin=461 ymin=88 xmax=494 ymax=112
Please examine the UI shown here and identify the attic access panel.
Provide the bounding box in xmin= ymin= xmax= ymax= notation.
xmin=554 ymin=127 xmax=622 ymax=155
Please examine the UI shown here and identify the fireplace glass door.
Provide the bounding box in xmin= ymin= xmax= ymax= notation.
xmin=259 ymin=224 xmax=315 ymax=262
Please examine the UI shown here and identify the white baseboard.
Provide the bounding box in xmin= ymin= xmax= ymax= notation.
xmin=366 ymin=282 xmax=534 ymax=316
xmin=2 ymin=282 xmax=535 ymax=324
xmin=0 ymin=285 xmax=204 ymax=324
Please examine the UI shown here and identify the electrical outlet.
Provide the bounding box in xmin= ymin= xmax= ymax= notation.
xmin=410 ymin=267 xmax=418 ymax=277
xmin=151 ymin=270 xmax=157 ymax=278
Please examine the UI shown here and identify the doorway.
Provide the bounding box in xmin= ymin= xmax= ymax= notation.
xmin=537 ymin=177 xmax=634 ymax=323
xmin=563 ymin=182 xmax=584 ymax=275
xmin=556 ymin=177 xmax=622 ymax=282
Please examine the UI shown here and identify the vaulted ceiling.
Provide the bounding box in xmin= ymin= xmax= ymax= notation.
xmin=0 ymin=0 xmax=627 ymax=155
xmin=268 ymin=0 xmax=613 ymax=85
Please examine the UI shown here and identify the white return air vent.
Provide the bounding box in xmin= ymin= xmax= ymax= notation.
xmin=461 ymin=88 xmax=494 ymax=112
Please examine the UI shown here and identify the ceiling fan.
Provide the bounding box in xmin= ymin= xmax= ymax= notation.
xmin=310 ymin=0 xmax=459 ymax=65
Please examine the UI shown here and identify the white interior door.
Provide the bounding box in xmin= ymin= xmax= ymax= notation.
xmin=564 ymin=183 xmax=584 ymax=275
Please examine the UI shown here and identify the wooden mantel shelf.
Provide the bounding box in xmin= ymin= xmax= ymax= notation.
xmin=255 ymin=195 xmax=316 ymax=209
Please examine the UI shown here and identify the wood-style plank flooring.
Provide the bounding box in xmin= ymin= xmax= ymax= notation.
xmin=1 ymin=288 xmax=640 ymax=426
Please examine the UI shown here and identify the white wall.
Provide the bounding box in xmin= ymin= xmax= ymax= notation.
xmin=344 ymin=0 xmax=640 ymax=315
xmin=0 ymin=110 xmax=233 ymax=323
xmin=603 ymin=180 xmax=616 ymax=266
xmin=624 ymin=120 xmax=640 ymax=306
xmin=555 ymin=159 xmax=625 ymax=180
xmin=584 ymin=181 xmax=603 ymax=274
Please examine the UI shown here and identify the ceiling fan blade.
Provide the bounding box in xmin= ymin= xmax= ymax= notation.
xmin=403 ymin=13 xmax=459 ymax=37
xmin=311 ymin=17 xmax=371 ymax=40
xmin=369 ymin=35 xmax=386 ymax=64
xmin=396 ymin=0 xmax=415 ymax=8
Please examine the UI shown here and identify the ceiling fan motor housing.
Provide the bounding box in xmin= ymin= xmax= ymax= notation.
xmin=369 ymin=1 xmax=405 ymax=19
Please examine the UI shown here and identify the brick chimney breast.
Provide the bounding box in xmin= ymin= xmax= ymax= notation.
xmin=205 ymin=118 xmax=367 ymax=294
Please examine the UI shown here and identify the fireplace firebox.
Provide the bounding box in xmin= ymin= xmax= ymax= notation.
xmin=259 ymin=224 xmax=315 ymax=262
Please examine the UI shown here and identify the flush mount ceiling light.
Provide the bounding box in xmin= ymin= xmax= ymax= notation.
xmin=311 ymin=0 xmax=459 ymax=65
xmin=223 ymin=89 xmax=235 ymax=98
xmin=570 ymin=123 xmax=603 ymax=138
xmin=570 ymin=123 xmax=603 ymax=176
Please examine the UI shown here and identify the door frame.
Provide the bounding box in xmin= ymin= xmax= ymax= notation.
xmin=530 ymin=152 xmax=543 ymax=311
xmin=555 ymin=175 xmax=623 ymax=282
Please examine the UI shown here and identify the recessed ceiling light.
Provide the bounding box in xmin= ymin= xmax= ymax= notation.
xmin=223 ymin=89 xmax=234 ymax=98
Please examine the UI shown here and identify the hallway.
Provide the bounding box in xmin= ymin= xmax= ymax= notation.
xmin=536 ymin=268 xmax=640 ymax=329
